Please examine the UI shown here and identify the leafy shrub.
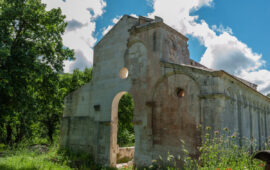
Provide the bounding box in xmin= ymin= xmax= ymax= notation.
xmin=149 ymin=127 xmax=266 ymax=170
xmin=118 ymin=93 xmax=135 ymax=147
xmin=118 ymin=128 xmax=135 ymax=147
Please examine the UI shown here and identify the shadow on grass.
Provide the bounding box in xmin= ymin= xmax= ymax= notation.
xmin=56 ymin=148 xmax=118 ymax=170
xmin=0 ymin=165 xmax=34 ymax=170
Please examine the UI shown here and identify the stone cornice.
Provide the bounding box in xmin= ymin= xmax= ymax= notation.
xmin=160 ymin=61 xmax=270 ymax=103
xmin=130 ymin=22 xmax=188 ymax=41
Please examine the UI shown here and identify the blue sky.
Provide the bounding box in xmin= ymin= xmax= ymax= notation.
xmin=191 ymin=0 xmax=270 ymax=68
xmin=94 ymin=0 xmax=153 ymax=41
xmin=95 ymin=0 xmax=270 ymax=69
xmin=43 ymin=0 xmax=270 ymax=94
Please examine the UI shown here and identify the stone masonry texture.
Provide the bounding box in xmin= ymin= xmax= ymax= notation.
xmin=59 ymin=15 xmax=270 ymax=168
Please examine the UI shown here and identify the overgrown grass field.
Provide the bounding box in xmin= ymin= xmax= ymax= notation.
xmin=0 ymin=127 xmax=267 ymax=170
xmin=0 ymin=143 xmax=131 ymax=170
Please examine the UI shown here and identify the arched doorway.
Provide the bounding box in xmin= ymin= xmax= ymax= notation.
xmin=110 ymin=91 xmax=135 ymax=167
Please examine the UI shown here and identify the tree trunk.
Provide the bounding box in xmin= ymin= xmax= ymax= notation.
xmin=46 ymin=120 xmax=54 ymax=144
xmin=6 ymin=122 xmax=12 ymax=145
xmin=15 ymin=123 xmax=24 ymax=143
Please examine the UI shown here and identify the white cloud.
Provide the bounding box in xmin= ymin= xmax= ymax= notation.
xmin=212 ymin=25 xmax=233 ymax=35
xmin=41 ymin=0 xmax=106 ymax=73
xmin=241 ymin=70 xmax=270 ymax=94
xmin=102 ymin=14 xmax=138 ymax=36
xmin=102 ymin=16 xmax=122 ymax=36
xmin=130 ymin=14 xmax=139 ymax=18
xmin=200 ymin=32 xmax=263 ymax=74
xmin=149 ymin=0 xmax=270 ymax=94
xmin=102 ymin=25 xmax=113 ymax=36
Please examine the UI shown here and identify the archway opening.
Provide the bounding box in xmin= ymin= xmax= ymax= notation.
xmin=110 ymin=92 xmax=135 ymax=167
xmin=118 ymin=93 xmax=135 ymax=148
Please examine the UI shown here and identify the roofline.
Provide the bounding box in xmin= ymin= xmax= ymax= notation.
xmin=95 ymin=14 xmax=189 ymax=49
xmin=219 ymin=70 xmax=270 ymax=103
xmin=131 ymin=21 xmax=189 ymax=41
xmin=161 ymin=61 xmax=270 ymax=103
xmin=94 ymin=15 xmax=138 ymax=49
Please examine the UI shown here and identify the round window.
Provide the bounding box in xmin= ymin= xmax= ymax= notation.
xmin=119 ymin=67 xmax=128 ymax=79
xmin=176 ymin=88 xmax=185 ymax=98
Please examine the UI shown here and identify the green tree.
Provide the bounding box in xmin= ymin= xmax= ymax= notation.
xmin=267 ymin=93 xmax=270 ymax=98
xmin=118 ymin=93 xmax=135 ymax=146
xmin=59 ymin=67 xmax=92 ymax=95
xmin=0 ymin=0 xmax=73 ymax=144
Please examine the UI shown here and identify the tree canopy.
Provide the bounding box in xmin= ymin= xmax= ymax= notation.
xmin=0 ymin=0 xmax=74 ymax=144
xmin=0 ymin=0 xmax=133 ymax=147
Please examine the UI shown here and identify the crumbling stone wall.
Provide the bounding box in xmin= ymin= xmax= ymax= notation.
xmin=60 ymin=15 xmax=270 ymax=168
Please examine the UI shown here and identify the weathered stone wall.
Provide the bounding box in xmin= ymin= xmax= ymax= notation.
xmin=220 ymin=74 xmax=270 ymax=148
xmin=60 ymin=82 xmax=97 ymax=153
xmin=160 ymin=62 xmax=270 ymax=150
xmin=60 ymin=15 xmax=138 ymax=166
xmin=117 ymin=147 xmax=134 ymax=163
xmin=60 ymin=15 xmax=270 ymax=168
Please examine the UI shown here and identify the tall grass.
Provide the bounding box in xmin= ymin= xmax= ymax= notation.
xmin=0 ymin=145 xmax=72 ymax=170
xmin=150 ymin=127 xmax=267 ymax=170
xmin=0 ymin=143 xmax=131 ymax=170
xmin=0 ymin=127 xmax=267 ymax=169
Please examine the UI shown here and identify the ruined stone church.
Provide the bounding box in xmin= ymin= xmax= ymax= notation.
xmin=60 ymin=15 xmax=270 ymax=167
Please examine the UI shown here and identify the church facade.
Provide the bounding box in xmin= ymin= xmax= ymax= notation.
xmin=59 ymin=15 xmax=270 ymax=167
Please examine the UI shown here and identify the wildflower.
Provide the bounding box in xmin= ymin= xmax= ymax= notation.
xmin=261 ymin=163 xmax=264 ymax=167
xmin=216 ymin=168 xmax=220 ymax=170
xmin=231 ymin=133 xmax=237 ymax=138
xmin=124 ymin=165 xmax=128 ymax=168
xmin=214 ymin=130 xmax=219 ymax=135
xmin=159 ymin=155 xmax=163 ymax=160
xmin=180 ymin=139 xmax=185 ymax=144
xmin=226 ymin=168 xmax=231 ymax=170
xmin=177 ymin=155 xmax=181 ymax=160
xmin=206 ymin=126 xmax=211 ymax=130
xmin=183 ymin=148 xmax=189 ymax=154
xmin=167 ymin=153 xmax=174 ymax=161
xmin=223 ymin=127 xmax=229 ymax=131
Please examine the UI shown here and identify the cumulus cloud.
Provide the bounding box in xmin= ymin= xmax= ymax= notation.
xmin=41 ymin=0 xmax=106 ymax=73
xmin=149 ymin=0 xmax=270 ymax=94
xmin=66 ymin=50 xmax=92 ymax=71
xmin=211 ymin=25 xmax=233 ymax=35
xmin=66 ymin=19 xmax=85 ymax=32
xmin=200 ymin=32 xmax=263 ymax=74
xmin=102 ymin=14 xmax=138 ymax=36
xmin=102 ymin=16 xmax=122 ymax=36
xmin=241 ymin=70 xmax=270 ymax=94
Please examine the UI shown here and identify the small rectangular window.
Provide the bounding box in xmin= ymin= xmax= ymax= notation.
xmin=94 ymin=105 xmax=100 ymax=111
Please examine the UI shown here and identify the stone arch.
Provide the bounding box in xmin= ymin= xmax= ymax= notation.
xmin=234 ymin=91 xmax=243 ymax=145
xmin=224 ymin=87 xmax=237 ymax=132
xmin=125 ymin=41 xmax=148 ymax=80
xmin=109 ymin=91 xmax=135 ymax=166
xmin=127 ymin=39 xmax=146 ymax=48
xmin=151 ymin=71 xmax=201 ymax=97
xmin=264 ymin=105 xmax=269 ymax=143
xmin=151 ymin=73 xmax=201 ymax=158
xmin=225 ymin=87 xmax=236 ymax=102
xmin=241 ymin=94 xmax=251 ymax=141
